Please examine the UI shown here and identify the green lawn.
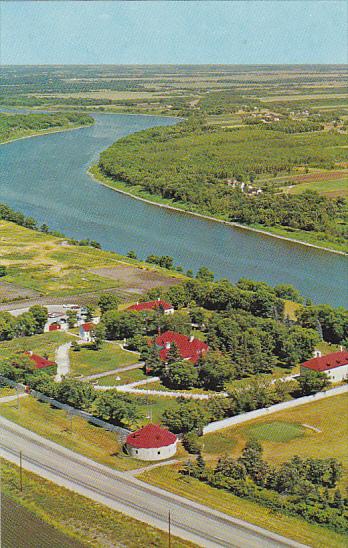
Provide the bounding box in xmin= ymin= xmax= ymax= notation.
xmin=69 ymin=343 xmax=139 ymax=377
xmin=96 ymin=367 xmax=146 ymax=386
xmin=245 ymin=421 xmax=305 ymax=443
xmin=0 ymin=331 xmax=73 ymax=362
xmin=2 ymin=460 xmax=191 ymax=547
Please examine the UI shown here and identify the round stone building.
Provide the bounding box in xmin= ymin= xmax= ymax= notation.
xmin=125 ymin=423 xmax=177 ymax=461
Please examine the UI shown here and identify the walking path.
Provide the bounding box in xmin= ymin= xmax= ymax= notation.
xmin=82 ymin=362 xmax=144 ymax=381
xmin=55 ymin=343 xmax=71 ymax=382
xmin=125 ymin=459 xmax=180 ymax=476
xmin=0 ymin=392 xmax=28 ymax=404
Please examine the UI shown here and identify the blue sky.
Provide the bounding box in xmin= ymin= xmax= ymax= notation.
xmin=1 ymin=1 xmax=347 ymax=65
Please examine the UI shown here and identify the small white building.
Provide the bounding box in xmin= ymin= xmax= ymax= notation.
xmin=125 ymin=423 xmax=177 ymax=461
xmin=79 ymin=322 xmax=97 ymax=342
xmin=300 ymin=350 xmax=348 ymax=383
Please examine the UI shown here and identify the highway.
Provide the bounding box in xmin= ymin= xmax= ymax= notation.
xmin=0 ymin=416 xmax=306 ymax=547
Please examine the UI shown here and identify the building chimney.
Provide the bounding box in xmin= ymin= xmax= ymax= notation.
xmin=189 ymin=335 xmax=194 ymax=343
xmin=340 ymin=345 xmax=343 ymax=352
xmin=165 ymin=342 xmax=171 ymax=350
xmin=314 ymin=350 xmax=322 ymax=358
xmin=157 ymin=297 xmax=160 ymax=301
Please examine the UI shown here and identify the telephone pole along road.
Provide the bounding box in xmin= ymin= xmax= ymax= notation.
xmin=0 ymin=417 xmax=307 ymax=548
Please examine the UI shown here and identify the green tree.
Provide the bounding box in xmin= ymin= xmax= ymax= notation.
xmin=198 ymin=351 xmax=235 ymax=391
xmin=98 ymin=293 xmax=120 ymax=315
xmin=161 ymin=360 xmax=198 ymax=390
xmin=0 ymin=265 xmax=7 ymax=277
xmin=298 ymin=369 xmax=330 ymax=396
xmin=196 ymin=266 xmax=214 ymax=282
xmin=162 ymin=400 xmax=208 ymax=434
xmin=166 ymin=342 xmax=181 ymax=364
xmin=29 ymin=305 xmax=48 ymax=333
xmin=57 ymin=379 xmax=95 ymax=410
xmin=93 ymin=391 xmax=142 ymax=427
xmin=66 ymin=310 xmax=77 ymax=328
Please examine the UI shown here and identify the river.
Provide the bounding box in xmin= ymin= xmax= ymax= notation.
xmin=0 ymin=113 xmax=347 ymax=307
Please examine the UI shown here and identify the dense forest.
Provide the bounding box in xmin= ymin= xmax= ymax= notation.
xmin=98 ymin=119 xmax=348 ymax=246
xmin=0 ymin=112 xmax=94 ymax=142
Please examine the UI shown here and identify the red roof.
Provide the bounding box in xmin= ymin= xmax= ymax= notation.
xmin=25 ymin=352 xmax=56 ymax=369
xmin=48 ymin=323 xmax=61 ymax=331
xmin=127 ymin=300 xmax=173 ymax=312
xmin=155 ymin=330 xmax=209 ymax=364
xmin=81 ymin=322 xmax=96 ymax=332
xmin=301 ymin=351 xmax=348 ymax=372
xmin=126 ymin=423 xmax=177 ymax=448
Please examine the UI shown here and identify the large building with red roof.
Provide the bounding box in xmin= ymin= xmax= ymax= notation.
xmin=127 ymin=299 xmax=174 ymax=315
xmin=125 ymin=423 xmax=177 ymax=460
xmin=301 ymin=350 xmax=348 ymax=383
xmin=155 ymin=330 xmax=209 ymax=364
xmin=25 ymin=351 xmax=56 ymax=370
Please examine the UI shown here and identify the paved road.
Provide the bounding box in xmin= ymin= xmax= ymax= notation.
xmin=0 ymin=417 xmax=306 ymax=548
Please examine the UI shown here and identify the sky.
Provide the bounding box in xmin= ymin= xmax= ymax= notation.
xmin=1 ymin=1 xmax=347 ymax=65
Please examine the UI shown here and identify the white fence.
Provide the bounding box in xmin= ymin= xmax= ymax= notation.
xmin=203 ymin=384 xmax=348 ymax=434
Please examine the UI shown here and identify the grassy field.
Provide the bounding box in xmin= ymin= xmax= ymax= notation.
xmin=286 ymin=177 xmax=348 ymax=198
xmin=1 ymin=459 xmax=191 ymax=547
xmin=96 ymin=367 xmax=146 ymax=386
xmin=0 ymin=220 xmax=184 ymax=302
xmin=69 ymin=342 xmax=139 ymax=377
xmin=202 ymin=393 xmax=348 ymax=482
xmin=0 ymin=331 xmax=73 ymax=361
xmin=139 ymin=465 xmax=347 ymax=548
xmin=0 ymin=396 xmax=143 ymax=471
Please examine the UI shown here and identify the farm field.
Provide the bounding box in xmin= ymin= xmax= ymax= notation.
xmin=1 ymin=460 xmax=190 ymax=547
xmin=286 ymin=177 xmax=348 ymax=198
xmin=0 ymin=220 xmax=184 ymax=302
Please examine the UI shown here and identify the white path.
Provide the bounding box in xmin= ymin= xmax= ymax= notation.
xmin=55 ymin=342 xmax=71 ymax=382
xmin=0 ymin=392 xmax=28 ymax=404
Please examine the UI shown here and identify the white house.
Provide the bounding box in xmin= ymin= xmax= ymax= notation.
xmin=125 ymin=423 xmax=177 ymax=461
xmin=300 ymin=350 xmax=348 ymax=383
xmin=79 ymin=322 xmax=97 ymax=342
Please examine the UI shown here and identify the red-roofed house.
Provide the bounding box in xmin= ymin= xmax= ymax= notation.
xmin=79 ymin=322 xmax=97 ymax=342
xmin=25 ymin=351 xmax=56 ymax=370
xmin=127 ymin=299 xmax=174 ymax=315
xmin=125 ymin=423 xmax=177 ymax=460
xmin=301 ymin=350 xmax=348 ymax=383
xmin=155 ymin=330 xmax=209 ymax=364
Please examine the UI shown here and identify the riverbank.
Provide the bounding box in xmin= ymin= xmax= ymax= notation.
xmin=88 ymin=166 xmax=348 ymax=256
xmin=0 ymin=121 xmax=95 ymax=145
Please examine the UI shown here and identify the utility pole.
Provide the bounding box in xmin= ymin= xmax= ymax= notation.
xmin=19 ymin=450 xmax=23 ymax=493
xmin=168 ymin=510 xmax=171 ymax=548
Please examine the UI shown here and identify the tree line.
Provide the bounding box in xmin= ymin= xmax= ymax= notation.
xmin=181 ymin=440 xmax=347 ymax=534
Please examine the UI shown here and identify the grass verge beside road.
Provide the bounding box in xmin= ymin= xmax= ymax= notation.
xmin=139 ymin=465 xmax=347 ymax=548
xmin=0 ymin=397 xmax=142 ymax=471
xmin=1 ymin=459 xmax=191 ymax=547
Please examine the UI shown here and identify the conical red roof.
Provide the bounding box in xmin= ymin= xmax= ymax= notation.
xmin=126 ymin=423 xmax=177 ymax=448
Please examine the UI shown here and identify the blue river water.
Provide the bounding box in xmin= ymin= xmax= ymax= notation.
xmin=0 ymin=113 xmax=347 ymax=306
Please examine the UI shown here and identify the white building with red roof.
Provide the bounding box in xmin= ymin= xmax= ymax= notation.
xmin=127 ymin=299 xmax=174 ymax=315
xmin=79 ymin=322 xmax=97 ymax=342
xmin=155 ymin=330 xmax=209 ymax=364
xmin=125 ymin=423 xmax=177 ymax=461
xmin=301 ymin=350 xmax=348 ymax=383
